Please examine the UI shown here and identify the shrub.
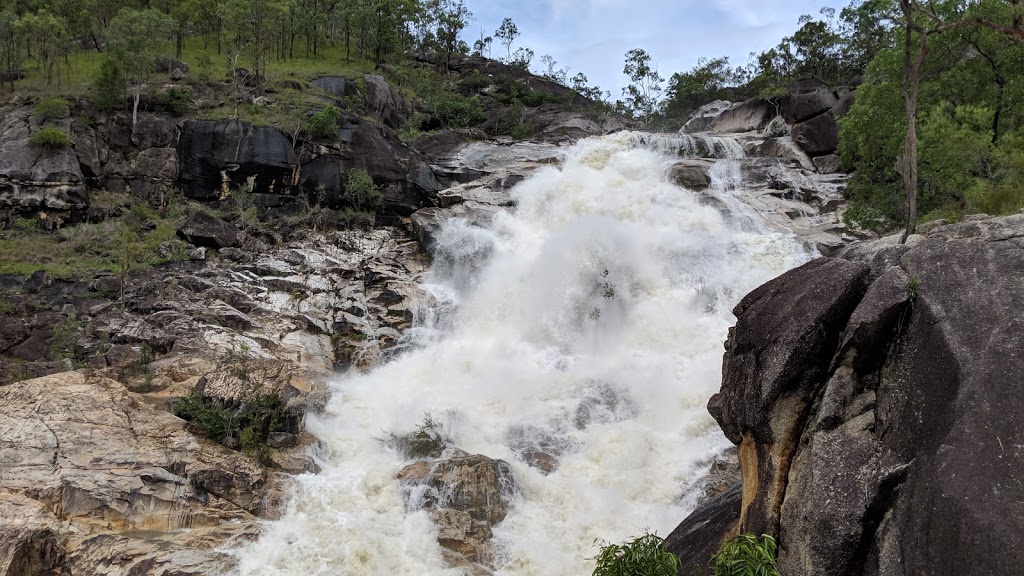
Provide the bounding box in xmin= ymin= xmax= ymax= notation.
xmin=383 ymin=413 xmax=452 ymax=459
xmin=93 ymin=56 xmax=125 ymax=111
xmin=34 ymin=97 xmax=70 ymax=120
xmin=710 ymin=533 xmax=780 ymax=576
xmin=521 ymin=91 xmax=564 ymax=108
xmin=30 ymin=127 xmax=70 ymax=149
xmin=431 ymin=92 xmax=485 ymax=128
xmin=593 ymin=532 xmax=678 ymax=576
xmin=306 ymin=105 xmax=341 ymax=139
xmin=343 ymin=168 xmax=382 ymax=212
xmin=152 ymin=86 xmax=191 ymax=116
xmin=173 ymin=392 xmax=232 ymax=441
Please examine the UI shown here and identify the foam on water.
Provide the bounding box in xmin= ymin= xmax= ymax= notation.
xmin=234 ymin=133 xmax=812 ymax=576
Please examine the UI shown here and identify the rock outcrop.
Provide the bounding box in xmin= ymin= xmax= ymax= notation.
xmin=675 ymin=214 xmax=1024 ymax=575
xmin=708 ymin=99 xmax=777 ymax=134
xmin=0 ymin=371 xmax=266 ymax=574
xmin=398 ymin=452 xmax=518 ymax=568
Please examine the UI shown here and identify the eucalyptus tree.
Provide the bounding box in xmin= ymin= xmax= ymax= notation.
xmin=106 ymin=7 xmax=173 ymax=128
xmin=494 ymin=16 xmax=517 ymax=61
xmin=0 ymin=9 xmax=19 ymax=90
xmin=15 ymin=9 xmax=67 ymax=86
xmin=622 ymin=48 xmax=663 ymax=123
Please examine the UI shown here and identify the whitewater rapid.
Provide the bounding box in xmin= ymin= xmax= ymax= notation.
xmin=235 ymin=132 xmax=813 ymax=575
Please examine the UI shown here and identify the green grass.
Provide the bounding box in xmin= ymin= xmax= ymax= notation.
xmin=0 ymin=201 xmax=188 ymax=280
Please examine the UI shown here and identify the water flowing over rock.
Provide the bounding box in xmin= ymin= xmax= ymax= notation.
xmin=688 ymin=215 xmax=1024 ymax=576
xmin=233 ymin=132 xmax=825 ymax=576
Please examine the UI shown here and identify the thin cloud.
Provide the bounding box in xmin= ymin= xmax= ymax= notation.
xmin=463 ymin=0 xmax=847 ymax=95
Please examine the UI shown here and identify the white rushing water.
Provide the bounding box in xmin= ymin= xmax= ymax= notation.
xmin=235 ymin=132 xmax=813 ymax=576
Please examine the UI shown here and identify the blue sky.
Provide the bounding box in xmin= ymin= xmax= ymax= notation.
xmin=461 ymin=0 xmax=849 ymax=96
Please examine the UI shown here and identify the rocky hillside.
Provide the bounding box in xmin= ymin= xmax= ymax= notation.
xmin=668 ymin=214 xmax=1024 ymax=575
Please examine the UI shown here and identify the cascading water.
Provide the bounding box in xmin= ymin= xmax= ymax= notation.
xmin=235 ymin=132 xmax=813 ymax=576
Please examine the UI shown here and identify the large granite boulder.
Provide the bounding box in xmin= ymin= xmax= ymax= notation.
xmin=683 ymin=100 xmax=736 ymax=133
xmin=780 ymin=79 xmax=838 ymax=124
xmin=669 ymin=159 xmax=714 ymax=191
xmin=700 ymin=215 xmax=1024 ymax=576
xmin=709 ymin=98 xmax=778 ymax=134
xmin=792 ymin=112 xmax=840 ymax=157
xmin=398 ymin=452 xmax=518 ymax=567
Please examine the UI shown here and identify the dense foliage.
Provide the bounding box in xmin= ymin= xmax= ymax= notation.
xmin=709 ymin=533 xmax=781 ymax=576
xmin=592 ymin=532 xmax=679 ymax=576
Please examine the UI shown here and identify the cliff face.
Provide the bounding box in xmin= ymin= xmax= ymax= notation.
xmin=672 ymin=214 xmax=1024 ymax=575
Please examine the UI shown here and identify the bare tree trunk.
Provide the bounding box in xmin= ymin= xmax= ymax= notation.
xmin=900 ymin=0 xmax=928 ymax=244
xmin=132 ymin=89 xmax=140 ymax=129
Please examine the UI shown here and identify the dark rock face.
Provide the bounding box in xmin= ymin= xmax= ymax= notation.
xmin=669 ymin=159 xmax=714 ymax=191
xmin=833 ymin=90 xmax=857 ymax=119
xmin=176 ymin=210 xmax=246 ymax=249
xmin=812 ymin=154 xmax=841 ymax=174
xmin=709 ymin=98 xmax=777 ymax=134
xmin=699 ymin=215 xmax=1024 ymax=576
xmin=780 ymin=79 xmax=838 ymax=124
xmin=177 ymin=119 xmax=299 ymax=200
xmin=312 ymin=76 xmax=357 ymax=99
xmin=792 ymin=113 xmax=839 ymax=157
xmin=665 ymin=484 xmax=741 ymax=576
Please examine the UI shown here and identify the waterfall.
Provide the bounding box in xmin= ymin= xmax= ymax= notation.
xmin=627 ymin=132 xmax=745 ymax=159
xmin=234 ymin=133 xmax=813 ymax=576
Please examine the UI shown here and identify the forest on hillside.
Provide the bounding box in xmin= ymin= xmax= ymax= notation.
xmin=1 ymin=0 xmax=1024 ymax=234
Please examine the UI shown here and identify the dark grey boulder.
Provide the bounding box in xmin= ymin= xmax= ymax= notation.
xmin=781 ymin=79 xmax=838 ymax=124
xmin=312 ymin=77 xmax=358 ymax=99
xmin=669 ymin=160 xmax=714 ymax=191
xmin=709 ymin=98 xmax=778 ymax=134
xmin=131 ymin=115 xmax=179 ymax=149
xmin=176 ymin=211 xmax=245 ymax=249
xmin=812 ymin=154 xmax=841 ymax=174
xmin=666 ymin=483 xmax=741 ymax=576
xmin=792 ymin=113 xmax=839 ymax=157
xmin=154 ymin=57 xmax=189 ymax=74
xmin=704 ymin=215 xmax=1024 ymax=576
xmin=833 ymin=90 xmax=857 ymax=119
xmin=363 ymin=74 xmax=403 ymax=130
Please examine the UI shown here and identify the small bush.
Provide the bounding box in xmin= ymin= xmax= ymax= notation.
xmin=710 ymin=533 xmax=780 ymax=576
xmin=34 ymin=97 xmax=70 ymax=121
xmin=152 ymin=87 xmax=191 ymax=116
xmin=343 ymin=168 xmax=382 ymax=212
xmin=384 ymin=413 xmax=452 ymax=459
xmin=521 ymin=91 xmax=564 ymax=108
xmin=458 ymin=71 xmax=492 ymax=95
xmin=306 ymin=105 xmax=341 ymax=139
xmin=173 ymin=392 xmax=232 ymax=441
xmin=431 ymin=92 xmax=485 ymax=128
xmin=593 ymin=532 xmax=678 ymax=576
xmin=93 ymin=57 xmax=125 ymax=112
xmin=30 ymin=127 xmax=70 ymax=149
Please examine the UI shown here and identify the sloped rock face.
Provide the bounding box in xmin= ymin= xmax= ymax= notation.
xmin=0 ymin=372 xmax=266 ymax=574
xmin=690 ymin=215 xmax=1024 ymax=576
xmin=708 ymin=98 xmax=777 ymax=134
